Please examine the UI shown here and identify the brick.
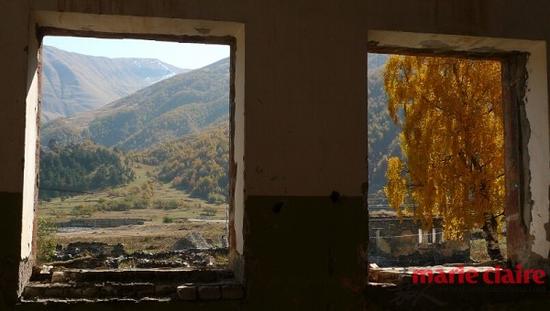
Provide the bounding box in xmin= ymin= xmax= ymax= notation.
xmin=51 ymin=271 xmax=65 ymax=283
xmin=81 ymin=285 xmax=100 ymax=298
xmin=198 ymin=285 xmax=221 ymax=300
xmin=177 ymin=285 xmax=197 ymax=301
xmin=221 ymin=283 xmax=244 ymax=299
xmin=43 ymin=285 xmax=69 ymax=298
xmin=22 ymin=285 xmax=41 ymax=299
xmin=155 ymin=283 xmax=176 ymax=296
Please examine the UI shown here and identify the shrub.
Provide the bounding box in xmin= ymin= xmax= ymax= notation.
xmin=153 ymin=199 xmax=179 ymax=210
xmin=132 ymin=198 xmax=150 ymax=209
xmin=165 ymin=200 xmax=179 ymax=210
xmin=103 ymin=199 xmax=132 ymax=211
xmin=37 ymin=218 xmax=57 ymax=262
xmin=99 ymin=195 xmax=152 ymax=211
xmin=201 ymin=207 xmax=217 ymax=217
xmin=207 ymin=193 xmax=226 ymax=204
xmin=70 ymin=204 xmax=97 ymax=217
xmin=163 ymin=216 xmax=174 ymax=223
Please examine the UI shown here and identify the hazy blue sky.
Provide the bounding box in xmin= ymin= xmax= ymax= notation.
xmin=43 ymin=36 xmax=230 ymax=69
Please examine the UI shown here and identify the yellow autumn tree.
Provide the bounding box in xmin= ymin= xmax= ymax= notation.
xmin=383 ymin=55 xmax=505 ymax=260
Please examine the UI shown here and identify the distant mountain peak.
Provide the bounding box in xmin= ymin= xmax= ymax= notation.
xmin=41 ymin=46 xmax=190 ymax=122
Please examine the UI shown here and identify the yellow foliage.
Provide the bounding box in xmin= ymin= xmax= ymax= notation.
xmin=383 ymin=55 xmax=505 ymax=240
xmin=384 ymin=157 xmax=407 ymax=217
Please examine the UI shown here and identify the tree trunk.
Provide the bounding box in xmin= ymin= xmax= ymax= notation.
xmin=481 ymin=213 xmax=504 ymax=261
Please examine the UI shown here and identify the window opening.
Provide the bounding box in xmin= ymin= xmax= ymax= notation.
xmin=368 ymin=52 xmax=507 ymax=273
xmin=36 ymin=36 xmax=232 ymax=271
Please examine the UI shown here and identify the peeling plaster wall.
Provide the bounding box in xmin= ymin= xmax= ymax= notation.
xmin=0 ymin=1 xmax=29 ymax=195
xmin=0 ymin=0 xmax=31 ymax=306
xmin=524 ymin=46 xmax=550 ymax=259
xmin=21 ymin=19 xmax=40 ymax=261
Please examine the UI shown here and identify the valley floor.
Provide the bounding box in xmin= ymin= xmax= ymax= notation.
xmin=37 ymin=163 xmax=228 ymax=269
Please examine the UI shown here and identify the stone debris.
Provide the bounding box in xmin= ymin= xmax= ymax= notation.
xmin=46 ymin=240 xmax=226 ymax=270
xmin=55 ymin=242 xmax=126 ymax=260
xmin=172 ymin=232 xmax=213 ymax=250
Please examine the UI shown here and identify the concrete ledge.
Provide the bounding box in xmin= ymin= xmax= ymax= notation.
xmin=197 ymin=285 xmax=221 ymax=300
xmin=23 ymin=268 xmax=243 ymax=302
xmin=32 ymin=269 xmax=234 ymax=284
xmin=176 ymin=285 xmax=197 ymax=301
xmin=177 ymin=283 xmax=245 ymax=301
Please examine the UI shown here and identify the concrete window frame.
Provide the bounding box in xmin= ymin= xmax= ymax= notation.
xmin=19 ymin=11 xmax=246 ymax=293
xmin=367 ymin=30 xmax=550 ymax=267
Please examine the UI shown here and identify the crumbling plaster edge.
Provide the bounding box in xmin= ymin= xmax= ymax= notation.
xmin=522 ymin=42 xmax=550 ymax=259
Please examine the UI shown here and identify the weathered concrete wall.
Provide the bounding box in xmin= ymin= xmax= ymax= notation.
xmin=0 ymin=0 xmax=33 ymax=307
xmin=0 ymin=0 xmax=548 ymax=310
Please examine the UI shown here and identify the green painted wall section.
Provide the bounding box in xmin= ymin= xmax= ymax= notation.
xmin=0 ymin=192 xmax=24 ymax=308
xmin=243 ymin=196 xmax=368 ymax=310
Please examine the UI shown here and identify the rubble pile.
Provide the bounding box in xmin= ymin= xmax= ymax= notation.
xmin=46 ymin=238 xmax=228 ymax=270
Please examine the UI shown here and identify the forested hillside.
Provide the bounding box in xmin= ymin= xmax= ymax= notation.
xmin=40 ymin=56 xmax=230 ymax=202
xmin=135 ymin=122 xmax=229 ymax=203
xmin=40 ymin=122 xmax=229 ymax=203
xmin=368 ymin=54 xmax=402 ymax=194
xmin=39 ymin=140 xmax=135 ymax=199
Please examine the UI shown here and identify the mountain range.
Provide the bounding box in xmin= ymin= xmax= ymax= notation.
xmin=41 ymin=57 xmax=229 ymax=151
xmin=42 ymin=46 xmax=188 ymax=122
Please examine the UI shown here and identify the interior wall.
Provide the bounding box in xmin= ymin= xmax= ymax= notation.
xmin=0 ymin=0 xmax=31 ymax=307
xmin=2 ymin=1 xmax=370 ymax=309
xmin=21 ymin=12 xmax=40 ymax=263
xmin=523 ymin=46 xmax=550 ymax=260
xmin=0 ymin=0 xmax=548 ymax=310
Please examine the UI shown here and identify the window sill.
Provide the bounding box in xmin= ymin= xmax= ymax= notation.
xmin=21 ymin=268 xmax=244 ymax=302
